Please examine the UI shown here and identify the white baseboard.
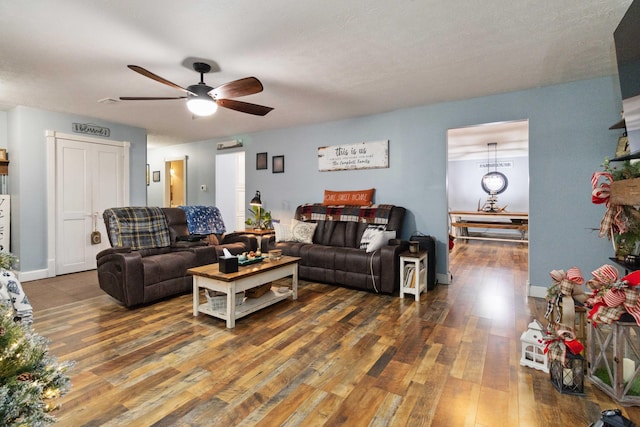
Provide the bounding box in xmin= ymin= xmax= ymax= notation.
xmin=437 ymin=272 xmax=450 ymax=285
xmin=17 ymin=269 xmax=51 ymax=283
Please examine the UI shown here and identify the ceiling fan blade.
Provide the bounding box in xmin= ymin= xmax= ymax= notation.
xmin=217 ymin=99 xmax=273 ymax=116
xmin=119 ymin=96 xmax=187 ymax=100
xmin=127 ymin=65 xmax=196 ymax=96
xmin=210 ymin=77 xmax=264 ymax=99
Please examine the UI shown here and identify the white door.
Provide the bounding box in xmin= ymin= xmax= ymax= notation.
xmin=215 ymin=151 xmax=245 ymax=232
xmin=55 ymin=138 xmax=126 ymax=274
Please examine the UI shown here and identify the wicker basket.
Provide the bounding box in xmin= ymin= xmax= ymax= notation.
xmin=245 ymin=283 xmax=272 ymax=298
xmin=610 ymin=177 xmax=640 ymax=205
xmin=205 ymin=290 xmax=244 ymax=311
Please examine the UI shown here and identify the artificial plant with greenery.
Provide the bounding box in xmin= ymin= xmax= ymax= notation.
xmin=601 ymin=159 xmax=640 ymax=258
xmin=245 ymin=206 xmax=272 ymax=229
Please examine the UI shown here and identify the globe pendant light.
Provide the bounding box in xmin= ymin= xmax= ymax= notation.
xmin=481 ymin=142 xmax=508 ymax=195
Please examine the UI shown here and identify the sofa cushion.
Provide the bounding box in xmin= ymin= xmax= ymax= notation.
xmin=360 ymin=226 xmax=396 ymax=252
xmin=104 ymin=207 xmax=171 ymax=250
xmin=365 ymin=230 xmax=396 ymax=252
xmin=359 ymin=225 xmax=386 ymax=250
xmin=291 ymin=219 xmax=317 ymax=243
xmin=142 ymin=251 xmax=196 ymax=286
xmin=273 ymin=221 xmax=293 ymax=242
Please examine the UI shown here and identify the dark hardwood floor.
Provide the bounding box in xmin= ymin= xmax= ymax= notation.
xmin=21 ymin=241 xmax=640 ymax=426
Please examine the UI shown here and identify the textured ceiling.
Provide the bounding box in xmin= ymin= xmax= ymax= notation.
xmin=0 ymin=1 xmax=633 ymax=148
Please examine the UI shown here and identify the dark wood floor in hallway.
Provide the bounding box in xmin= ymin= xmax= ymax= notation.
xmin=21 ymin=240 xmax=640 ymax=426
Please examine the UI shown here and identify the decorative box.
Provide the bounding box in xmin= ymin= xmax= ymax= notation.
xmin=218 ymin=256 xmax=238 ymax=273
xmin=610 ymin=177 xmax=640 ymax=206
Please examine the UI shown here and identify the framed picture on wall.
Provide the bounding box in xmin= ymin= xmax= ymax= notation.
xmin=153 ymin=171 xmax=160 ymax=182
xmin=272 ymin=155 xmax=284 ymax=173
xmin=256 ymin=152 xmax=268 ymax=170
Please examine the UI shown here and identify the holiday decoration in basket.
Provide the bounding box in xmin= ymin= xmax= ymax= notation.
xmin=592 ymin=161 xmax=640 ymax=260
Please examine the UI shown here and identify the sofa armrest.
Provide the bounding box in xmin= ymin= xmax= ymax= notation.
xmin=96 ymin=249 xmax=144 ymax=307
xmin=221 ymin=233 xmax=255 ymax=251
xmin=97 ymin=246 xmax=132 ymax=258
xmin=378 ymin=242 xmax=407 ymax=293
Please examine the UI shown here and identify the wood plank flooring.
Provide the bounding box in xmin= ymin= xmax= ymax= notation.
xmin=21 ymin=241 xmax=640 ymax=426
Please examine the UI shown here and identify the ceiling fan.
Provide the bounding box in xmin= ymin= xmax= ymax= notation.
xmin=119 ymin=62 xmax=273 ymax=117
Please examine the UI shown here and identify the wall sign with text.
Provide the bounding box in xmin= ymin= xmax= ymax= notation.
xmin=318 ymin=140 xmax=389 ymax=172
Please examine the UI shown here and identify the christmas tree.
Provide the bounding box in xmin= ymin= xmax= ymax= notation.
xmin=0 ymin=303 xmax=74 ymax=426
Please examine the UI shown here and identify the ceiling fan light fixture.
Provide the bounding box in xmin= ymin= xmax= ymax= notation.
xmin=187 ymin=97 xmax=217 ymax=116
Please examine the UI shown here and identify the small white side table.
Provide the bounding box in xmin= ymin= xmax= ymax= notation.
xmin=399 ymin=250 xmax=427 ymax=301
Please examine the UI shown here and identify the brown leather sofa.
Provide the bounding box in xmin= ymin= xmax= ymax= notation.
xmin=263 ymin=204 xmax=407 ymax=294
xmin=96 ymin=207 xmax=252 ymax=307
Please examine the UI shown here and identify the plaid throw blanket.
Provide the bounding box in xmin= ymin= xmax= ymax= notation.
xmin=179 ymin=206 xmax=226 ymax=235
xmin=299 ymin=203 xmax=394 ymax=225
xmin=104 ymin=207 xmax=170 ymax=250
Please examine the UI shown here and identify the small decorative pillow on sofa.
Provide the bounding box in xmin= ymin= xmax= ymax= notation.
xmin=273 ymin=221 xmax=293 ymax=242
xmin=322 ymin=189 xmax=374 ymax=206
xmin=360 ymin=225 xmax=396 ymax=252
xmin=273 ymin=219 xmax=317 ymax=243
xmin=291 ymin=219 xmax=317 ymax=243
xmin=366 ymin=230 xmax=396 ymax=253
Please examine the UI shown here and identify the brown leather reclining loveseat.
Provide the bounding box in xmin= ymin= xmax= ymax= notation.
xmin=96 ymin=207 xmax=252 ymax=307
xmin=263 ymin=204 xmax=407 ymax=294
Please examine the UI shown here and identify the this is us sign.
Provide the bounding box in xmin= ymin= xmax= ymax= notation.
xmin=318 ymin=140 xmax=389 ymax=172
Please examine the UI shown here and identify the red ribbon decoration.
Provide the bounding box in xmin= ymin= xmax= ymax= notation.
xmin=591 ymin=171 xmax=625 ymax=238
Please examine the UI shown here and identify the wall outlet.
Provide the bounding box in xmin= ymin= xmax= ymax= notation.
xmin=200 ymin=185 xmax=207 ymax=191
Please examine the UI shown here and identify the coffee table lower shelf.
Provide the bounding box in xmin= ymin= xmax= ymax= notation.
xmin=190 ymin=256 xmax=299 ymax=328
xmin=197 ymin=288 xmax=293 ymax=322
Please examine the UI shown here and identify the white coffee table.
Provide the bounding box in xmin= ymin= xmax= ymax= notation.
xmin=189 ymin=256 xmax=300 ymax=328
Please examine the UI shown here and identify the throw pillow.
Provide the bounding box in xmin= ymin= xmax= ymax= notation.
xmin=273 ymin=222 xmax=293 ymax=242
xmin=366 ymin=230 xmax=396 ymax=252
xmin=290 ymin=219 xmax=317 ymax=243
xmin=322 ymin=189 xmax=374 ymax=206
xmin=360 ymin=225 xmax=386 ymax=250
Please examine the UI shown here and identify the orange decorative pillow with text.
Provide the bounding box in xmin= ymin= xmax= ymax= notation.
xmin=322 ymin=189 xmax=374 ymax=206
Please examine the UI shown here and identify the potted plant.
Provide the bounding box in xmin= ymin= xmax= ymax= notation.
xmin=245 ymin=206 xmax=272 ymax=230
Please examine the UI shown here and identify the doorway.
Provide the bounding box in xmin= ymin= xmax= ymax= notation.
xmin=446 ymin=120 xmax=530 ymax=277
xmin=46 ymin=131 xmax=130 ymax=276
xmin=164 ymin=157 xmax=187 ymax=207
xmin=215 ymin=151 xmax=245 ymax=232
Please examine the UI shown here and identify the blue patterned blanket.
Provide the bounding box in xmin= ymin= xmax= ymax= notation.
xmin=179 ymin=206 xmax=226 ymax=235
xmin=104 ymin=207 xmax=170 ymax=250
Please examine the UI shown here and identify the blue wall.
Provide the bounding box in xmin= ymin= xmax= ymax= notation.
xmin=2 ymin=76 xmax=617 ymax=285
xmin=155 ymin=76 xmax=621 ymax=289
